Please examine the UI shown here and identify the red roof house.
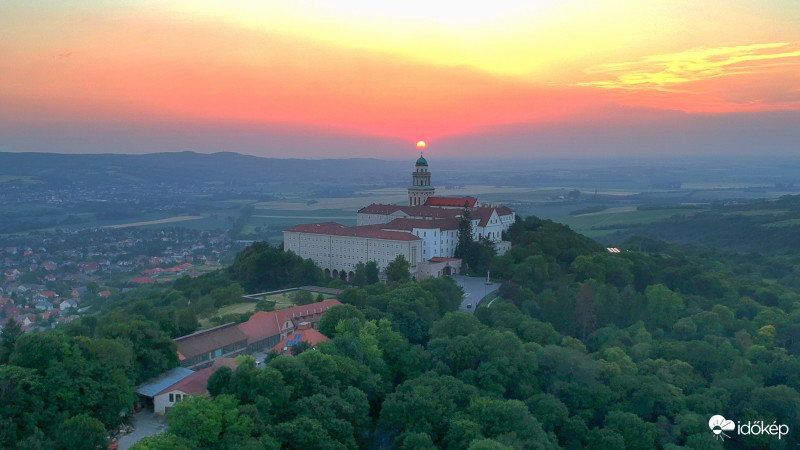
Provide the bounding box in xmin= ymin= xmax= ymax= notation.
xmin=271 ymin=322 xmax=330 ymax=355
xmin=236 ymin=298 xmax=341 ymax=353
xmin=153 ymin=358 xmax=237 ymax=414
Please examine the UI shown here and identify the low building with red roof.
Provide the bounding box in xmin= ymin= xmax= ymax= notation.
xmin=174 ymin=322 xmax=248 ymax=370
xmin=153 ymin=358 xmax=237 ymax=414
xmin=424 ymin=196 xmax=477 ymax=208
xmin=130 ymin=276 xmax=156 ymax=285
xmin=237 ymin=298 xmax=341 ymax=353
xmin=271 ymin=322 xmax=330 ymax=355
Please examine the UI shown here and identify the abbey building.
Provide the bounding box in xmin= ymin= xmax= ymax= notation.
xmin=284 ymin=156 xmax=515 ymax=280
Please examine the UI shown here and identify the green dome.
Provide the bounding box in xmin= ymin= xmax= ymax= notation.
xmin=415 ymin=155 xmax=428 ymax=166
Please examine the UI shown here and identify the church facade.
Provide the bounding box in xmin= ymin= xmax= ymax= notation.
xmin=284 ymin=156 xmax=515 ymax=280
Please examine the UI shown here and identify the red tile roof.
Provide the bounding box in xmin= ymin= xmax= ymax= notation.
xmin=358 ymin=204 xmax=405 ymax=215
xmin=428 ymin=257 xmax=461 ymax=262
xmin=130 ymin=276 xmax=156 ymax=284
xmin=472 ymin=208 xmax=497 ymax=227
xmin=358 ymin=204 xmax=463 ymax=220
xmin=237 ymin=310 xmax=282 ymax=345
xmin=495 ymin=206 xmax=514 ymax=215
xmin=285 ymin=222 xmax=421 ymax=241
xmin=174 ymin=323 xmax=248 ymax=359
xmin=271 ymin=323 xmax=331 ymax=355
xmin=157 ymin=358 xmax=237 ymax=396
xmin=425 ymin=197 xmax=477 ymax=207
xmin=276 ymin=299 xmax=341 ymax=327
xmin=379 ymin=218 xmax=460 ymax=232
xmin=236 ymin=299 xmax=341 ymax=344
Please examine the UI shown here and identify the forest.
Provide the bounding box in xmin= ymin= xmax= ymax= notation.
xmin=3 ymin=208 xmax=800 ymax=448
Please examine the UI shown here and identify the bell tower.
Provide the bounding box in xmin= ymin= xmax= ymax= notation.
xmin=408 ymin=154 xmax=435 ymax=206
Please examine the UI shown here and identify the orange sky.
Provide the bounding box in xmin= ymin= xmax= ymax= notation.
xmin=1 ymin=1 xmax=799 ymax=157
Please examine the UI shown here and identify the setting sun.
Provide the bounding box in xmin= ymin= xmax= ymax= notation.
xmin=416 ymin=141 xmax=427 ymax=150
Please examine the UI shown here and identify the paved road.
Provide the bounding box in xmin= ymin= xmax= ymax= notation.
xmin=452 ymin=275 xmax=501 ymax=315
xmin=117 ymin=411 xmax=168 ymax=449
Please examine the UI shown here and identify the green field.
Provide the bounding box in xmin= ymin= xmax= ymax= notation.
xmin=763 ymin=218 xmax=800 ymax=228
xmin=556 ymin=208 xmax=702 ymax=238
xmin=215 ymin=302 xmax=258 ymax=317
xmin=0 ymin=175 xmax=40 ymax=183
xmin=254 ymin=291 xmax=337 ymax=307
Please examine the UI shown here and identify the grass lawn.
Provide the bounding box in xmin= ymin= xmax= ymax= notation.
xmin=216 ymin=302 xmax=258 ymax=317
xmin=255 ymin=291 xmax=337 ymax=309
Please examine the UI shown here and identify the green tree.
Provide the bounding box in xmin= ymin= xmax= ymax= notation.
xmin=95 ymin=313 xmax=178 ymax=383
xmin=167 ymin=395 xmax=258 ymax=449
xmin=455 ymin=205 xmax=474 ymax=264
xmin=380 ymin=372 xmax=479 ymax=443
xmin=645 ymin=284 xmax=685 ymax=329
xmin=131 ymin=433 xmax=193 ymax=450
xmin=0 ymin=318 xmax=22 ymax=364
xmin=353 ymin=262 xmax=367 ymax=287
xmin=55 ymin=414 xmax=107 ymax=450
xmin=603 ymin=411 xmax=656 ymax=450
xmin=290 ymin=340 xmax=311 ymax=356
xmin=398 ymin=432 xmax=436 ymax=449
xmin=9 ymin=333 xmax=134 ymax=429
xmin=207 ymin=366 xmax=233 ymax=397
xmin=575 ymin=283 xmax=597 ymax=341
xmin=468 ymin=439 xmax=514 ymax=450
xmin=229 ymin=242 xmax=323 ymax=292
xmin=525 ymin=393 xmax=569 ymax=432
xmin=467 ymin=397 xmax=555 ymax=448
xmin=0 ymin=365 xmax=44 ymax=448
xmin=365 ymin=261 xmax=380 ymax=285
xmin=290 ymin=289 xmax=314 ymax=306
xmin=317 ymin=304 xmax=366 ymax=338
xmin=386 ymin=254 xmax=411 ymax=283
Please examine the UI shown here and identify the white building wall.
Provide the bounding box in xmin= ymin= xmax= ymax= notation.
xmin=357 ymin=213 xmax=389 ymax=226
xmin=412 ymin=227 xmax=459 ymax=259
xmin=284 ymin=231 xmax=422 ymax=277
xmin=154 ymin=389 xmax=191 ymax=414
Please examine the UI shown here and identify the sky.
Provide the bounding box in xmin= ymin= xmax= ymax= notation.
xmin=1 ymin=0 xmax=800 ymax=159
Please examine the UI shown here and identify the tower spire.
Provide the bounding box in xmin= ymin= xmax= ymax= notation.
xmin=409 ymin=154 xmax=434 ymax=206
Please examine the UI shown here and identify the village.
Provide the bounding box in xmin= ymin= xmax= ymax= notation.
xmin=0 ymin=226 xmax=238 ymax=333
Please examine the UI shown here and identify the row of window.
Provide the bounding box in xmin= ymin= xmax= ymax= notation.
xmin=168 ymin=393 xmax=186 ymax=403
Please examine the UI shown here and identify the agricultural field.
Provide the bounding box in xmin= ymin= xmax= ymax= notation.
xmin=556 ymin=207 xmax=704 ymax=239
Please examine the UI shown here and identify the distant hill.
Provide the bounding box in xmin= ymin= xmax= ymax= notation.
xmin=0 ymin=151 xmax=408 ymax=186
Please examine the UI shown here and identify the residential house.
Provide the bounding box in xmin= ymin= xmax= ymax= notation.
xmin=34 ymin=300 xmax=53 ymax=311
xmin=135 ymin=367 xmax=195 ymax=412
xmin=60 ymin=299 xmax=78 ymax=311
xmin=153 ymin=358 xmax=237 ymax=414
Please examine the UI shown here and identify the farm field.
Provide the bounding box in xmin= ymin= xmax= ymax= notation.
xmin=557 ymin=207 xmax=703 ymax=239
